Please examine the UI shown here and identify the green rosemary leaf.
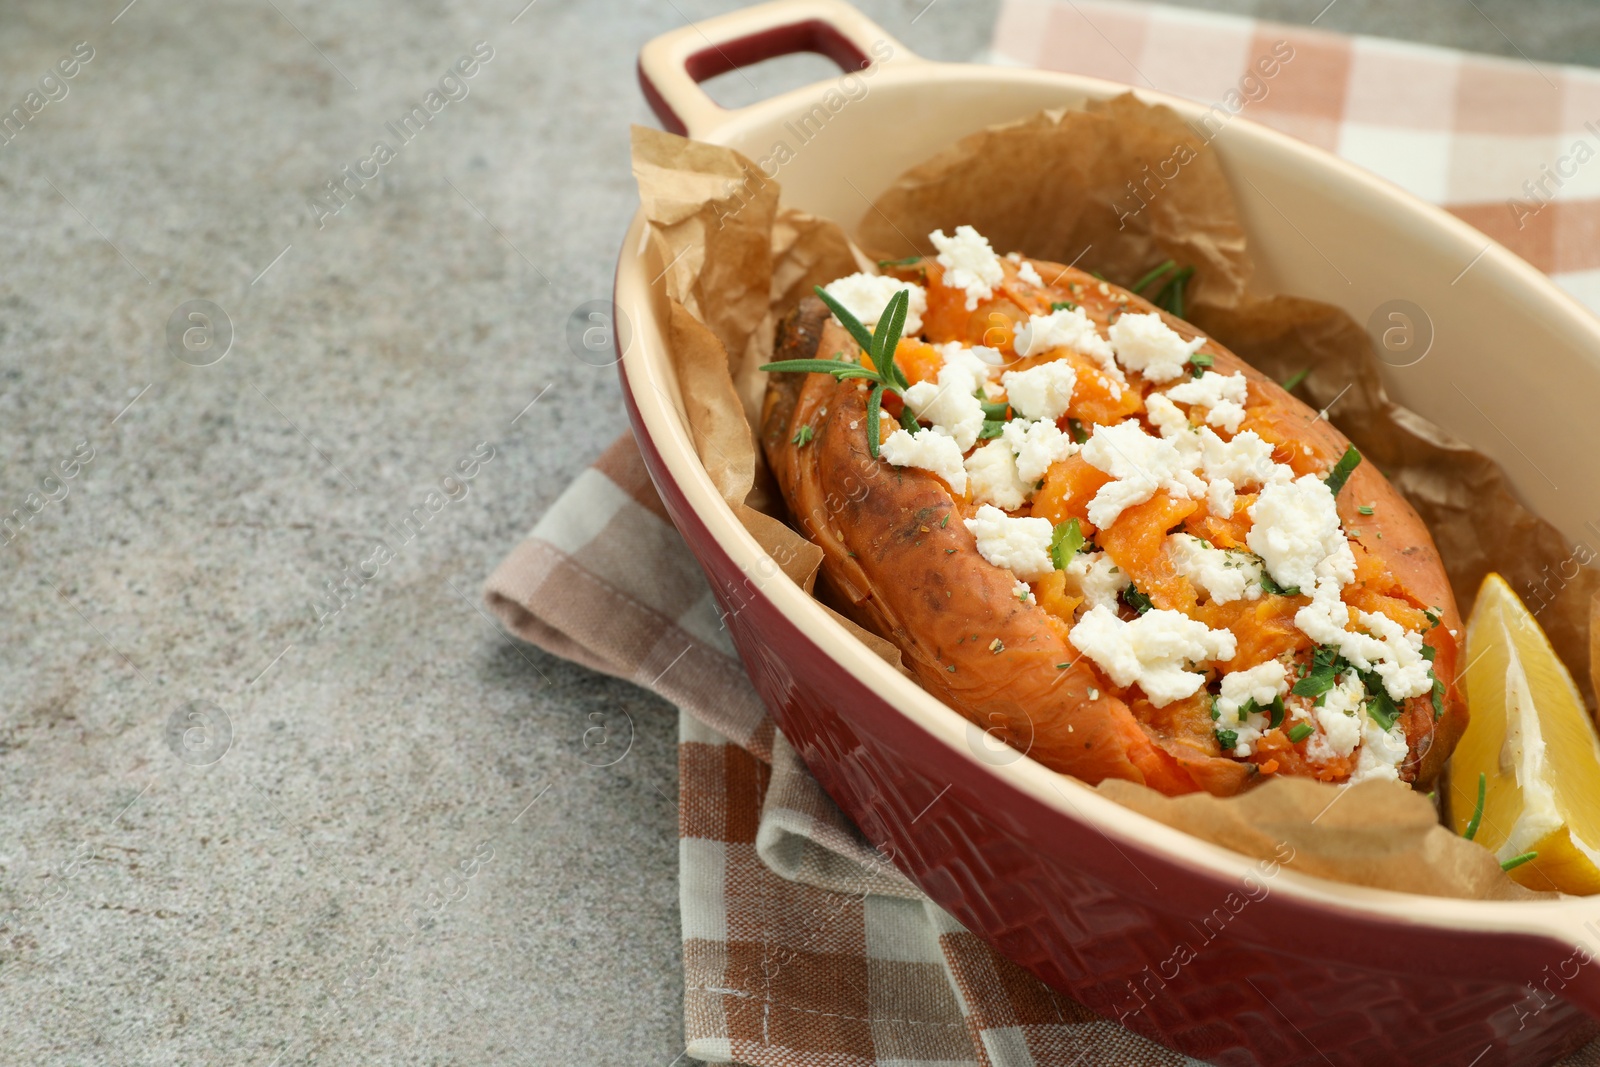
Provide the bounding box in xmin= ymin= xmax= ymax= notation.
xmin=812 ymin=284 xmax=877 ymax=355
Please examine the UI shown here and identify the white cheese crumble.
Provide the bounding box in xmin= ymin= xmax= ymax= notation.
xmin=1215 ymin=660 xmax=1289 ymax=756
xmin=1198 ymin=429 xmax=1288 ymax=490
xmin=1012 ymin=578 xmax=1035 ymax=603
xmin=1166 ymin=534 xmax=1264 ymax=604
xmin=1001 ymin=360 xmax=1078 ymax=422
xmin=1001 ymin=418 xmax=1079 ymax=483
xmin=1293 ymin=581 xmax=1434 ymax=701
xmin=1246 ymin=474 xmax=1355 ymax=594
xmin=1196 ymin=428 xmax=1291 ymax=518
xmin=820 ymin=272 xmax=927 ymax=335
xmin=1165 ymin=371 xmax=1249 ymax=433
xmin=1349 ymin=715 xmax=1410 ymax=784
xmin=1305 ymin=672 xmax=1365 ymax=763
xmin=1080 ymin=420 xmax=1207 ymax=529
xmin=903 ymin=355 xmax=987 ymax=452
xmin=880 ymin=427 xmax=967 ymax=494
xmin=1145 ymin=392 xmax=1190 ymax=439
xmin=965 ymin=438 xmax=1033 ymax=511
xmin=1217 ymin=660 xmax=1288 ymax=718
xmin=1013 ymin=307 xmax=1116 ymax=364
xmin=1069 ymin=606 xmax=1237 ymax=707
xmin=930 ymin=226 xmax=1005 ymax=310
xmin=964 ymin=504 xmax=1054 ymax=580
xmin=1064 ymin=551 xmax=1129 ymax=612
xmin=1016 ymin=260 xmax=1043 ymax=286
xmin=1108 ymin=312 xmax=1206 ymax=384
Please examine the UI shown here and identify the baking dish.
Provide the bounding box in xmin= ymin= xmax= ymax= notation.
xmin=621 ymin=2 xmax=1600 ymax=1062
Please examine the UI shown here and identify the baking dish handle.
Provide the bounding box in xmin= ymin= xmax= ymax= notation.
xmin=637 ymin=0 xmax=917 ymax=140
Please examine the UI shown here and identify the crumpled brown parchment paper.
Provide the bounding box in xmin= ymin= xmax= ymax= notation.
xmin=629 ymin=92 xmax=1598 ymax=900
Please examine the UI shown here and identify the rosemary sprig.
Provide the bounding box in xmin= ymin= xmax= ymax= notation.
xmin=760 ymin=286 xmax=916 ymax=459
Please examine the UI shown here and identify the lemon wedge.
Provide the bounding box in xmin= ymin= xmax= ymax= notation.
xmin=1449 ymin=573 xmax=1600 ymax=893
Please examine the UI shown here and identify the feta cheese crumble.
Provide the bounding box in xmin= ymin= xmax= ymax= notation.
xmin=965 ymin=438 xmax=1033 ymax=511
xmin=964 ymin=504 xmax=1053 ymax=580
xmin=1013 ymin=307 xmax=1116 ymax=364
xmin=1001 ymin=418 xmax=1079 ymax=483
xmin=880 ymin=427 xmax=967 ymax=494
xmin=820 ymin=272 xmax=926 ymax=335
xmin=1144 ymin=392 xmax=1190 ymax=439
xmin=1164 ymin=371 xmax=1249 ymax=433
xmin=1349 ymin=715 xmax=1410 ymax=784
xmin=1001 ymin=360 xmax=1078 ymax=422
xmin=1015 ymin=259 xmax=1044 ymax=287
xmin=1215 ymin=660 xmax=1289 ymax=755
xmin=1069 ymin=605 xmax=1237 ymax=707
xmin=903 ymin=355 xmax=987 ymax=451
xmin=1108 ymin=312 xmax=1206 ymax=384
xmin=1293 ymin=579 xmax=1433 ymax=701
xmin=1305 ymin=672 xmax=1365 ymax=763
xmin=1166 ymin=533 xmax=1264 ymax=604
xmin=1064 ymin=551 xmax=1129 ymax=612
xmin=930 ymin=226 xmax=1005 ymax=310
xmin=1246 ymin=474 xmax=1355 ymax=593
xmin=1196 ymin=428 xmax=1291 ymax=518
xmin=1080 ymin=421 xmax=1208 ymax=528
xmin=1012 ymin=579 xmax=1035 ymax=603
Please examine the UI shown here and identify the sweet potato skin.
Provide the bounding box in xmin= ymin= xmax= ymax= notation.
xmin=761 ymin=266 xmax=1465 ymax=795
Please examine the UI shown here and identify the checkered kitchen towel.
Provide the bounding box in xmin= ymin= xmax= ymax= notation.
xmin=484 ymin=5 xmax=1600 ymax=1064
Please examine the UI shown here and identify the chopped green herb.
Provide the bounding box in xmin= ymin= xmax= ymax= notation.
xmin=791 ymin=425 xmax=814 ymax=446
xmin=940 ymin=513 xmax=950 ymax=528
xmin=1292 ymin=645 xmax=1344 ymax=698
xmin=1209 ymin=696 xmax=1221 ymax=721
xmin=1050 ymin=518 xmax=1085 ymax=570
xmin=1266 ymin=695 xmax=1286 ymax=730
xmin=1068 ymin=418 xmax=1089 ymax=445
xmin=1286 ymin=722 xmax=1314 ymax=744
xmin=1361 ymin=672 xmax=1400 ymax=731
xmin=877 ymin=255 xmax=923 ymax=268
xmin=946 ymin=664 xmax=957 ymax=672
xmin=1050 ymin=300 xmax=1077 ymax=312
xmin=978 ymin=396 xmax=1010 ymax=420
xmin=1282 ymin=367 xmax=1311 ymax=392
xmin=1214 ymin=727 xmax=1239 ymax=750
xmin=762 ymin=286 xmax=914 ymax=459
xmin=1358 ymin=505 xmax=1374 ymax=516
xmin=1423 ymin=607 xmax=1441 ymax=628
xmin=1324 ymin=445 xmax=1362 ymax=497
xmin=1260 ymin=572 xmax=1301 ymax=598
xmin=1421 ymin=644 xmax=1445 ymax=719
xmin=1121 ymin=584 xmax=1155 ymax=615
xmin=1090 ymin=270 xmax=1107 ymax=281
xmin=978 ymin=419 xmax=1008 ymax=440
xmin=1463 ymin=771 xmax=1486 ymax=842
xmin=1187 ymin=352 xmax=1214 ymax=378
xmin=1501 ymin=851 xmax=1539 ymax=873
xmin=1056 ymin=662 xmax=1071 ymax=669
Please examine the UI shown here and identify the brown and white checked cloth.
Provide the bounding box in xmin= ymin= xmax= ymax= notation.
xmin=486 ymin=436 xmax=1187 ymax=1066
xmin=485 ymin=4 xmax=1600 ymax=1063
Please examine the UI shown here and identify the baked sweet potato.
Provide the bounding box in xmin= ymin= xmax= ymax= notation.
xmin=760 ymin=238 xmax=1465 ymax=797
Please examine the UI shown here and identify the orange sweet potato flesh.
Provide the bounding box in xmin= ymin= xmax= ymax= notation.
xmin=760 ymin=265 xmax=1466 ymax=796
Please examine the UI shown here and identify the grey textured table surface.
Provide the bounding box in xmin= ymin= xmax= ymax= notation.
xmin=0 ymin=1 xmax=1594 ymax=1064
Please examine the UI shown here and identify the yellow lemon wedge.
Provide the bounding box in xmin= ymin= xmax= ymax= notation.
xmin=1449 ymin=573 xmax=1600 ymax=894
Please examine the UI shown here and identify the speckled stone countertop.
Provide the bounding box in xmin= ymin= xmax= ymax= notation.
xmin=0 ymin=0 xmax=1591 ymax=1063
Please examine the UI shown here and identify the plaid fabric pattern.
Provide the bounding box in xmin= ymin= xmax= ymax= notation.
xmin=483 ymin=4 xmax=1600 ymax=1062
xmin=486 ymin=437 xmax=1185 ymax=1065
xmin=990 ymin=0 xmax=1600 ymax=314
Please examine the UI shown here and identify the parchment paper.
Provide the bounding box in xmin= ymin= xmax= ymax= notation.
xmin=629 ymin=95 xmax=1594 ymax=899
